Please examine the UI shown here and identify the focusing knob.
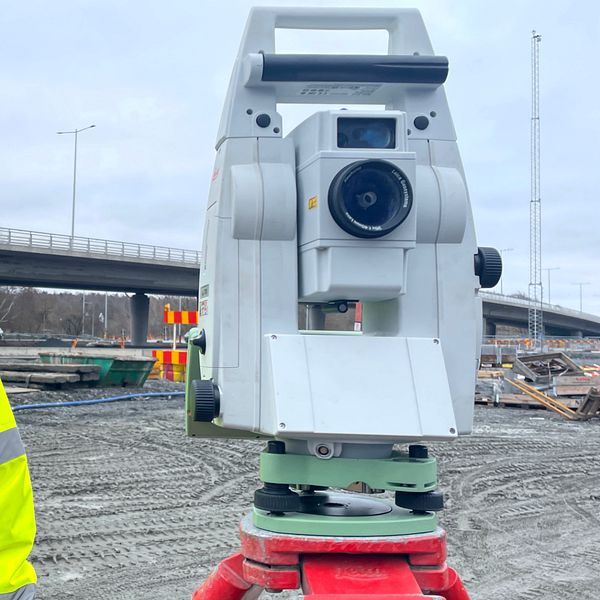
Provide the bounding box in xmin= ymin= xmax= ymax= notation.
xmin=192 ymin=379 xmax=220 ymax=422
xmin=474 ymin=247 xmax=502 ymax=288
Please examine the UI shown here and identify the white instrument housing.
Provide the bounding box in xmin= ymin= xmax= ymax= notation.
xmin=195 ymin=7 xmax=482 ymax=449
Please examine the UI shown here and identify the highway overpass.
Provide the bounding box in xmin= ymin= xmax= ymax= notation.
xmin=0 ymin=227 xmax=200 ymax=295
xmin=0 ymin=227 xmax=201 ymax=344
xmin=2 ymin=227 xmax=599 ymax=343
xmin=481 ymin=292 xmax=600 ymax=337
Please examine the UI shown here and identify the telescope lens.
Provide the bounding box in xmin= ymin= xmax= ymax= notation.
xmin=337 ymin=118 xmax=396 ymax=149
xmin=328 ymin=160 xmax=412 ymax=238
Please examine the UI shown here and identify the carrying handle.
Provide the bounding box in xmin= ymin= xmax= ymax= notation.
xmin=216 ymin=7 xmax=445 ymax=146
xmin=272 ymin=7 xmax=413 ymax=31
xmin=240 ymin=7 xmax=434 ymax=56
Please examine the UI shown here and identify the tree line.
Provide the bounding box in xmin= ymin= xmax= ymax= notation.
xmin=0 ymin=286 xmax=197 ymax=340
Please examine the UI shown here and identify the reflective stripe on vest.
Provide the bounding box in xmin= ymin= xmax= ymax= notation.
xmin=0 ymin=583 xmax=36 ymax=599
xmin=0 ymin=427 xmax=25 ymax=466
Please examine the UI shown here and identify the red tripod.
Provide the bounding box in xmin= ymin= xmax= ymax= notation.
xmin=192 ymin=515 xmax=470 ymax=599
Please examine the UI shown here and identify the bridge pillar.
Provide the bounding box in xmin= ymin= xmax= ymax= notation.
xmin=130 ymin=292 xmax=150 ymax=345
xmin=306 ymin=305 xmax=326 ymax=330
xmin=483 ymin=318 xmax=497 ymax=337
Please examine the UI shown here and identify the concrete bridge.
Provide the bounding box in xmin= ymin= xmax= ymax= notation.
xmin=0 ymin=227 xmax=201 ymax=344
xmin=481 ymin=291 xmax=600 ymax=337
xmin=2 ymin=227 xmax=599 ymax=344
xmin=0 ymin=227 xmax=200 ymax=294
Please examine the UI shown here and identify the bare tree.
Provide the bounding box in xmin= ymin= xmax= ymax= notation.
xmin=0 ymin=286 xmax=198 ymax=339
xmin=0 ymin=296 xmax=15 ymax=324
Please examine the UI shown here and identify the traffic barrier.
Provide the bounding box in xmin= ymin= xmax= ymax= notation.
xmin=152 ymin=350 xmax=188 ymax=382
xmin=163 ymin=309 xmax=199 ymax=325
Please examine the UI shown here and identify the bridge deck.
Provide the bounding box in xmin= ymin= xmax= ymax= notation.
xmin=1 ymin=227 xmax=599 ymax=335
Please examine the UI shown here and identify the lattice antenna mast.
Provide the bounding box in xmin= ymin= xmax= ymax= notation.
xmin=528 ymin=30 xmax=543 ymax=350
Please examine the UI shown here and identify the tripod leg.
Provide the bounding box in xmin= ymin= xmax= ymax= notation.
xmin=192 ymin=553 xmax=262 ymax=600
xmin=438 ymin=567 xmax=470 ymax=600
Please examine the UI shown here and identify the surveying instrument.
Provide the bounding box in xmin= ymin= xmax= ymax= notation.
xmin=185 ymin=7 xmax=501 ymax=598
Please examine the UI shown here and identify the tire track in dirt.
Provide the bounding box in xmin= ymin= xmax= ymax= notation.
xmin=16 ymin=389 xmax=600 ymax=600
xmin=433 ymin=408 xmax=600 ymax=599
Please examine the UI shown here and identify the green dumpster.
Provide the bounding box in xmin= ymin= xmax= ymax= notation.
xmin=39 ymin=352 xmax=155 ymax=386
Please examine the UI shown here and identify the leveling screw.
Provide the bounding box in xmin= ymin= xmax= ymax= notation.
xmin=268 ymin=440 xmax=285 ymax=454
xmin=409 ymin=444 xmax=428 ymax=459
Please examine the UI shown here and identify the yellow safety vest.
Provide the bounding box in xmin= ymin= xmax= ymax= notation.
xmin=0 ymin=379 xmax=36 ymax=598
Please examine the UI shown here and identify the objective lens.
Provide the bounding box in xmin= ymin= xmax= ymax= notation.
xmin=328 ymin=160 xmax=412 ymax=238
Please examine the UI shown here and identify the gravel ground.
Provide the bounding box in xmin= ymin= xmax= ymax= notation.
xmin=9 ymin=381 xmax=600 ymax=599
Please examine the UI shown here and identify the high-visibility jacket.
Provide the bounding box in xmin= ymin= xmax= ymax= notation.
xmin=0 ymin=379 xmax=36 ymax=599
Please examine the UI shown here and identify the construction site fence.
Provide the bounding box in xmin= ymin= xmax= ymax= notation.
xmin=483 ymin=336 xmax=600 ymax=353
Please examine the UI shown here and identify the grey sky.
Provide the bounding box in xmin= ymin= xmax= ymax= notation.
xmin=1 ymin=0 xmax=599 ymax=314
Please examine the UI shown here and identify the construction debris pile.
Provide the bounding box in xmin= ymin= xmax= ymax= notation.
xmin=477 ymin=350 xmax=600 ymax=420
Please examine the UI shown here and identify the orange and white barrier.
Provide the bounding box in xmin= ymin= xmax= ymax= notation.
xmin=152 ymin=349 xmax=188 ymax=382
xmin=163 ymin=310 xmax=199 ymax=325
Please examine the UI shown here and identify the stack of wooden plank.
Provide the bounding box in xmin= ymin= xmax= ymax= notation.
xmin=0 ymin=362 xmax=101 ymax=390
xmin=553 ymin=374 xmax=596 ymax=397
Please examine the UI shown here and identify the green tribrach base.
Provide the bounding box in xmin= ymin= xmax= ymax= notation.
xmin=254 ymin=500 xmax=436 ymax=536
xmin=253 ymin=448 xmax=440 ymax=537
xmin=259 ymin=449 xmax=437 ymax=493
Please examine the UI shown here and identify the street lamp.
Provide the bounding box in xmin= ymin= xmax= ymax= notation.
xmin=572 ymin=281 xmax=590 ymax=312
xmin=498 ymin=248 xmax=514 ymax=295
xmin=543 ymin=267 xmax=560 ymax=304
xmin=56 ymin=124 xmax=95 ymax=239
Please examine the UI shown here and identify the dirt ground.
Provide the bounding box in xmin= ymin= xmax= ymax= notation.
xmin=9 ymin=381 xmax=600 ymax=599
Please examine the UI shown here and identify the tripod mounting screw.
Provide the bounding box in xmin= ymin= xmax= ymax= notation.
xmin=192 ymin=379 xmax=220 ymax=422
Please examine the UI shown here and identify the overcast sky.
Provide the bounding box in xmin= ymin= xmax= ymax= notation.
xmin=1 ymin=0 xmax=599 ymax=314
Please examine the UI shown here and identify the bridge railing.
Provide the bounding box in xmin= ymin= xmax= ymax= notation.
xmin=0 ymin=227 xmax=202 ymax=266
xmin=480 ymin=291 xmax=600 ymax=323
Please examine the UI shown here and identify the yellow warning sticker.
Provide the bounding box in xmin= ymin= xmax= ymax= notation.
xmin=308 ymin=196 xmax=318 ymax=209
